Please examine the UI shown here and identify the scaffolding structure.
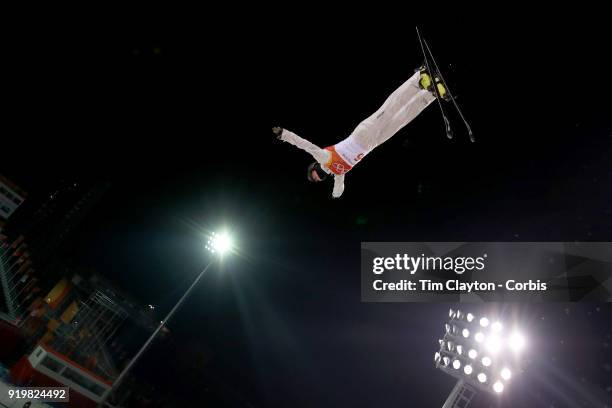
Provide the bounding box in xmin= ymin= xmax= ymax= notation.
xmin=442 ymin=381 xmax=477 ymax=408
xmin=0 ymin=239 xmax=36 ymax=325
xmin=48 ymin=288 xmax=129 ymax=381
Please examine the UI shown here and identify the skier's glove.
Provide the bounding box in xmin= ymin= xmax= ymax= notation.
xmin=272 ymin=126 xmax=283 ymax=139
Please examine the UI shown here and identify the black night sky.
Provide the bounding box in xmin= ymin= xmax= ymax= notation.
xmin=3 ymin=14 xmax=612 ymax=407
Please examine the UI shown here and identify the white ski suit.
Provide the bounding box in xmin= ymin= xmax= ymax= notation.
xmin=279 ymin=70 xmax=435 ymax=198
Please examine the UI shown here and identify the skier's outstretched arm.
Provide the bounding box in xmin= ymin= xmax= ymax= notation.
xmin=273 ymin=127 xmax=329 ymax=165
xmin=332 ymin=175 xmax=345 ymax=198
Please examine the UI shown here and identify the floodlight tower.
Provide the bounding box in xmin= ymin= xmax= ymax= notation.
xmin=99 ymin=230 xmax=234 ymax=407
xmin=434 ymin=308 xmax=526 ymax=407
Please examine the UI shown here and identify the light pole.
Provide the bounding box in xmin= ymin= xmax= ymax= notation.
xmin=434 ymin=308 xmax=526 ymax=408
xmin=99 ymin=230 xmax=234 ymax=407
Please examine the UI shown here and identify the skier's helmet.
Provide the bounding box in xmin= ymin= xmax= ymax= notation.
xmin=307 ymin=162 xmax=328 ymax=182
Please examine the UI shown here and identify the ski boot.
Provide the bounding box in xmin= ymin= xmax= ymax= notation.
xmin=418 ymin=67 xmax=450 ymax=101
xmin=418 ymin=66 xmax=433 ymax=91
xmin=433 ymin=75 xmax=450 ymax=101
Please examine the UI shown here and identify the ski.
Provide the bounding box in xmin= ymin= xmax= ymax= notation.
xmin=416 ymin=26 xmax=453 ymax=140
xmin=416 ymin=27 xmax=475 ymax=143
xmin=423 ymin=39 xmax=475 ymax=142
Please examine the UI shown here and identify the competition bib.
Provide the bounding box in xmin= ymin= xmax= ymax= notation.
xmin=324 ymin=146 xmax=353 ymax=175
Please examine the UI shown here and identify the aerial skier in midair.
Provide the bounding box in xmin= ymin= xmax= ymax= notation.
xmin=274 ymin=69 xmax=445 ymax=198
xmin=274 ymin=29 xmax=472 ymax=198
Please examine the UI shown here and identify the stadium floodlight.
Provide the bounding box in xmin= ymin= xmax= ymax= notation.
xmin=509 ymin=332 xmax=526 ymax=352
xmin=485 ymin=335 xmax=502 ymax=354
xmin=434 ymin=308 xmax=528 ymax=407
xmin=206 ymin=230 xmax=233 ymax=255
xmin=493 ymin=381 xmax=504 ymax=393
